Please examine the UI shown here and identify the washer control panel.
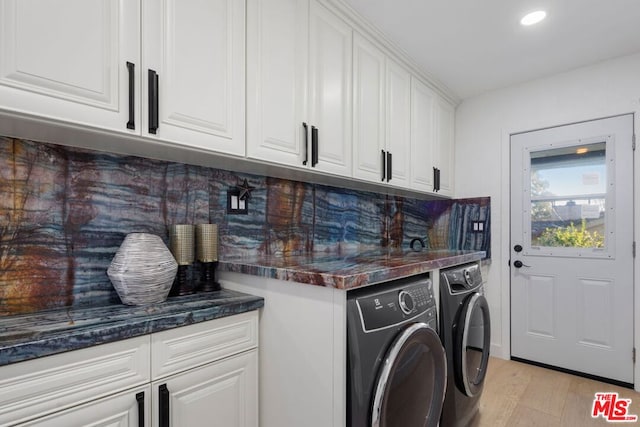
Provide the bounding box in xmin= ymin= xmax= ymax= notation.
xmin=398 ymin=290 xmax=415 ymax=314
xmin=356 ymin=278 xmax=436 ymax=332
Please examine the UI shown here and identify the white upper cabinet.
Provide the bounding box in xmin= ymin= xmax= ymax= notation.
xmin=1 ymin=0 xmax=455 ymax=195
xmin=0 ymin=0 xmax=140 ymax=133
xmin=385 ymin=59 xmax=411 ymax=188
xmin=409 ymin=76 xmax=456 ymax=195
xmin=352 ymin=32 xmax=386 ymax=183
xmin=0 ymin=0 xmax=245 ymax=157
xmin=142 ymin=0 xmax=245 ymax=156
xmin=246 ymin=0 xmax=308 ymax=167
xmin=410 ymin=77 xmax=436 ymax=192
xmin=352 ymin=37 xmax=411 ymax=188
xmin=247 ymin=0 xmax=352 ymax=177
xmin=307 ymin=0 xmax=353 ymax=176
xmin=433 ymin=97 xmax=455 ymax=196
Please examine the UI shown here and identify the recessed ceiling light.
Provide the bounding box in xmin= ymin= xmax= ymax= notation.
xmin=520 ymin=10 xmax=547 ymax=26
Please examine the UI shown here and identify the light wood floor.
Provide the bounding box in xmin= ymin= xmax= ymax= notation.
xmin=469 ymin=357 xmax=640 ymax=426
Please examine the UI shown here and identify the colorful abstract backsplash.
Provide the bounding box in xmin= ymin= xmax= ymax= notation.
xmin=0 ymin=137 xmax=490 ymax=316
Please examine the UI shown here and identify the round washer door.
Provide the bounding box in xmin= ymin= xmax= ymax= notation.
xmin=371 ymin=323 xmax=447 ymax=427
xmin=454 ymin=292 xmax=491 ymax=397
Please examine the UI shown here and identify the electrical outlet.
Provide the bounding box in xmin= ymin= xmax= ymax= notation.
xmin=227 ymin=191 xmax=248 ymax=214
xmin=471 ymin=221 xmax=484 ymax=232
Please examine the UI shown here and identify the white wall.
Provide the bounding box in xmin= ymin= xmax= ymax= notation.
xmin=455 ymin=53 xmax=640 ymax=373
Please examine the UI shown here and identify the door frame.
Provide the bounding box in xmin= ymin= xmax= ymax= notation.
xmin=499 ymin=113 xmax=638 ymax=390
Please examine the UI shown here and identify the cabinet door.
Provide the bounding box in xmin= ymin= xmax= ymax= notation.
xmin=246 ymin=0 xmax=308 ymax=168
xmin=0 ymin=336 xmax=150 ymax=426
xmin=0 ymin=0 xmax=140 ymax=133
xmin=142 ymin=0 xmax=245 ymax=156
xmin=152 ymin=350 xmax=258 ymax=427
xmin=308 ymin=1 xmax=352 ymax=177
xmin=18 ymin=385 xmax=150 ymax=427
xmin=352 ymin=32 xmax=385 ymax=184
xmin=434 ymin=97 xmax=455 ymax=196
xmin=151 ymin=310 xmax=259 ymax=380
xmin=385 ymin=60 xmax=411 ymax=188
xmin=410 ymin=77 xmax=436 ymax=192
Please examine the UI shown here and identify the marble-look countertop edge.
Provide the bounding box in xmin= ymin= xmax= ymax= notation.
xmin=219 ymin=250 xmax=486 ymax=290
xmin=0 ymin=291 xmax=264 ymax=367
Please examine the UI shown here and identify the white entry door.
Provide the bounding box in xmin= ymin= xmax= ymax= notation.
xmin=510 ymin=114 xmax=634 ymax=384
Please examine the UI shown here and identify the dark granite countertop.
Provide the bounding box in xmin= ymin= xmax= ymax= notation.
xmin=1 ymin=250 xmax=482 ymax=366
xmin=0 ymin=289 xmax=264 ymax=366
xmin=219 ymin=249 xmax=486 ymax=289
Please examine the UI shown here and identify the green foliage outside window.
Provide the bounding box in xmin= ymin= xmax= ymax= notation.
xmin=536 ymin=219 xmax=604 ymax=248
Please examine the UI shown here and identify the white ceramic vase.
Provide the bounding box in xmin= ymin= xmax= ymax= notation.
xmin=107 ymin=233 xmax=178 ymax=305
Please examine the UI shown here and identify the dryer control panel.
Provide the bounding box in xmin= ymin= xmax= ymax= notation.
xmin=356 ymin=279 xmax=436 ymax=333
xmin=441 ymin=262 xmax=483 ymax=295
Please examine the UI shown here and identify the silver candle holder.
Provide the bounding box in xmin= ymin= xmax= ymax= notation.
xmin=196 ymin=224 xmax=220 ymax=292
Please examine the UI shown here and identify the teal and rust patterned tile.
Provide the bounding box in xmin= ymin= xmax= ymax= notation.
xmin=0 ymin=136 xmax=491 ymax=316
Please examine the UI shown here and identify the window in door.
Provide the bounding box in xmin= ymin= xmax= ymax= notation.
xmin=525 ymin=138 xmax=613 ymax=257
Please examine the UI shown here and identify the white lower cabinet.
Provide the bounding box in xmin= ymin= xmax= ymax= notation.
xmin=0 ymin=311 xmax=259 ymax=427
xmin=151 ymin=351 xmax=258 ymax=427
xmin=220 ymin=273 xmax=346 ymax=427
xmin=150 ymin=310 xmax=259 ymax=427
xmin=0 ymin=336 xmax=151 ymax=426
xmin=18 ymin=385 xmax=151 ymax=427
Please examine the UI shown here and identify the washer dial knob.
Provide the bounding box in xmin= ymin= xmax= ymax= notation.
xmin=398 ymin=290 xmax=415 ymax=314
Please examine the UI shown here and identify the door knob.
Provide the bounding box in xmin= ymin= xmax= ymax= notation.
xmin=513 ymin=260 xmax=531 ymax=268
xmin=514 ymin=244 xmax=523 ymax=253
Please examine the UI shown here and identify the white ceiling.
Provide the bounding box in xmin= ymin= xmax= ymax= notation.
xmin=342 ymin=0 xmax=640 ymax=100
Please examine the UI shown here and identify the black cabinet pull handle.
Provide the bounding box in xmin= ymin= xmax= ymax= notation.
xmin=126 ymin=62 xmax=135 ymax=130
xmin=311 ymin=126 xmax=319 ymax=167
xmin=159 ymin=384 xmax=169 ymax=427
xmin=387 ymin=151 xmax=392 ymax=182
xmin=433 ymin=167 xmax=438 ymax=192
xmin=302 ymin=122 xmax=309 ymax=165
xmin=135 ymin=391 xmax=145 ymax=427
xmin=148 ymin=69 xmax=159 ymax=134
xmin=381 ymin=150 xmax=386 ymax=181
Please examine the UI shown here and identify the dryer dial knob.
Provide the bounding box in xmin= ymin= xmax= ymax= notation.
xmin=464 ymin=269 xmax=473 ymax=286
xmin=398 ymin=291 xmax=415 ymax=315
